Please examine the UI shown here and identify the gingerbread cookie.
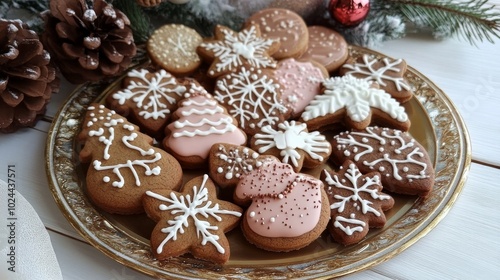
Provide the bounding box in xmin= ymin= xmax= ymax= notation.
xmin=163 ymin=93 xmax=247 ymax=169
xmin=300 ymin=75 xmax=410 ymax=132
xmin=106 ymin=68 xmax=188 ymax=138
xmin=208 ymin=143 xmax=278 ymax=189
xmin=78 ymin=104 xmax=183 ymax=214
xmin=214 ymin=66 xmax=290 ymax=136
xmin=143 ymin=175 xmax=242 ymax=264
xmin=299 ymin=26 xmax=349 ymax=73
xmin=340 ymin=54 xmax=413 ymax=103
xmin=274 ymin=58 xmax=328 ymax=118
xmin=321 ymin=160 xmax=394 ymax=245
xmin=234 ymin=161 xmax=330 ymax=252
xmin=147 ymin=24 xmax=203 ymax=75
xmin=330 ymin=126 xmax=435 ymax=197
xmin=246 ymin=8 xmax=309 ymax=59
xmin=197 ymin=24 xmax=280 ymax=78
xmin=250 ymin=121 xmax=331 ymax=172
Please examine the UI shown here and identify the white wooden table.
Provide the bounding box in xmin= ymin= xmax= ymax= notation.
xmin=1 ymin=33 xmax=499 ymax=279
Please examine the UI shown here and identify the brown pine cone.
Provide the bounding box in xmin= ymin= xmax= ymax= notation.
xmin=42 ymin=0 xmax=137 ymax=84
xmin=0 ymin=19 xmax=58 ymax=133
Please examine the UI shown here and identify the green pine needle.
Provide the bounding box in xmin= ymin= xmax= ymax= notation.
xmin=113 ymin=0 xmax=153 ymax=43
xmin=388 ymin=0 xmax=500 ymax=45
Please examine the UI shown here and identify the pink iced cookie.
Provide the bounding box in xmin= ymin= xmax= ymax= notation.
xmin=163 ymin=93 xmax=247 ymax=169
xmin=234 ymin=161 xmax=330 ymax=252
xmin=274 ymin=58 xmax=328 ymax=118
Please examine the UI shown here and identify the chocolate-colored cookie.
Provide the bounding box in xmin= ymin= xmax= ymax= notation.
xmin=330 ymin=126 xmax=435 ymax=197
xmin=321 ymin=160 xmax=394 ymax=245
xmin=299 ymin=26 xmax=349 ymax=72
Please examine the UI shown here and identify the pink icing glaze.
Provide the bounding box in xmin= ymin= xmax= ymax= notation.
xmin=235 ymin=161 xmax=323 ymax=237
xmin=274 ymin=59 xmax=324 ymax=118
xmin=165 ymin=94 xmax=246 ymax=158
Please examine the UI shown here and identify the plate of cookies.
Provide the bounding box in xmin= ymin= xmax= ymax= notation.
xmin=45 ymin=8 xmax=471 ymax=279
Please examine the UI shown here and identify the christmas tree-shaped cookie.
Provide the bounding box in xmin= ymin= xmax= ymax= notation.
xmin=163 ymin=93 xmax=247 ymax=168
xmin=78 ymin=104 xmax=183 ymax=215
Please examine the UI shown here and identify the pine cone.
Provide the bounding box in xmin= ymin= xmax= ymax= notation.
xmin=0 ymin=19 xmax=58 ymax=133
xmin=42 ymin=0 xmax=137 ymax=84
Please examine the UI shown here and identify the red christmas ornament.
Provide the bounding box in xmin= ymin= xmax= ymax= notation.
xmin=329 ymin=0 xmax=370 ymax=27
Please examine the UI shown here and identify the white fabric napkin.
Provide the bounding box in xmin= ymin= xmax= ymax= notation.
xmin=0 ymin=179 xmax=63 ymax=280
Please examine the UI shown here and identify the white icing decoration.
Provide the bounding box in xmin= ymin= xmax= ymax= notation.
xmin=86 ymin=107 xmax=162 ymax=188
xmin=112 ymin=69 xmax=186 ymax=120
xmin=323 ymin=164 xmax=391 ymax=236
xmin=301 ymin=75 xmax=408 ymax=123
xmin=171 ymin=96 xmax=239 ymax=138
xmin=200 ymin=25 xmax=277 ymax=73
xmin=215 ymin=67 xmax=287 ymax=130
xmin=254 ymin=121 xmax=330 ymax=168
xmin=145 ymin=175 xmax=241 ymax=254
xmin=215 ymin=145 xmax=262 ymax=180
xmin=335 ymin=127 xmax=430 ymax=181
xmin=342 ymin=55 xmax=411 ymax=92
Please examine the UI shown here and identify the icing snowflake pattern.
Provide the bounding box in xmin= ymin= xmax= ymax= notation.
xmin=145 ymin=175 xmax=242 ymax=254
xmin=342 ymin=55 xmax=411 ymax=92
xmin=112 ymin=69 xmax=187 ymax=120
xmin=323 ymin=163 xmax=392 ymax=236
xmin=86 ymin=105 xmax=162 ymax=188
xmin=215 ymin=66 xmax=288 ymax=131
xmin=301 ymin=75 xmax=408 ymax=123
xmin=200 ymin=24 xmax=278 ymax=76
xmin=254 ymin=121 xmax=330 ymax=168
xmin=215 ymin=145 xmax=263 ymax=180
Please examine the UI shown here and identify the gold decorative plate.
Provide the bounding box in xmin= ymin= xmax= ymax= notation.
xmin=45 ymin=46 xmax=471 ymax=279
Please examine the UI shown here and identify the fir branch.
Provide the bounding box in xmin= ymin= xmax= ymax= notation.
xmin=113 ymin=0 xmax=153 ymax=43
xmin=10 ymin=0 xmax=48 ymax=14
xmin=388 ymin=0 xmax=500 ymax=44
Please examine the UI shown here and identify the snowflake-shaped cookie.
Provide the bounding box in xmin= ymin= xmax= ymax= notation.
xmin=251 ymin=121 xmax=331 ymax=172
xmin=321 ymin=160 xmax=394 ymax=245
xmin=106 ymin=68 xmax=187 ymax=137
xmin=300 ymin=75 xmax=410 ymax=131
xmin=214 ymin=66 xmax=290 ymax=135
xmin=208 ymin=143 xmax=278 ymax=188
xmin=330 ymin=126 xmax=435 ymax=197
xmin=197 ymin=24 xmax=280 ymax=77
xmin=143 ymin=175 xmax=242 ymax=264
xmin=340 ymin=54 xmax=413 ymax=103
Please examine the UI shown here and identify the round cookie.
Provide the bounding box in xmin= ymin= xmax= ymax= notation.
xmin=321 ymin=160 xmax=395 ymax=246
xmin=234 ymin=161 xmax=330 ymax=252
xmin=250 ymin=121 xmax=331 ymax=172
xmin=300 ymin=75 xmax=411 ymax=132
xmin=163 ymin=93 xmax=247 ymax=169
xmin=330 ymin=126 xmax=435 ymax=197
xmin=143 ymin=175 xmax=242 ymax=264
xmin=274 ymin=58 xmax=328 ymax=118
xmin=246 ymin=8 xmax=309 ymax=59
xmin=208 ymin=143 xmax=278 ymax=189
xmin=78 ymin=104 xmax=183 ymax=215
xmin=339 ymin=54 xmax=414 ymax=103
xmin=299 ymin=26 xmax=349 ymax=73
xmin=147 ymin=24 xmax=203 ymax=75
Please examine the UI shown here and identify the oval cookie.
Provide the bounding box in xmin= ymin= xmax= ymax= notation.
xmin=299 ymin=26 xmax=348 ymax=72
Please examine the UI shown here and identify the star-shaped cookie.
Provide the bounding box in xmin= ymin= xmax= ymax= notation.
xmin=300 ymin=75 xmax=410 ymax=131
xmin=197 ymin=24 xmax=280 ymax=78
xmin=142 ymin=175 xmax=242 ymax=264
xmin=321 ymin=160 xmax=394 ymax=245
